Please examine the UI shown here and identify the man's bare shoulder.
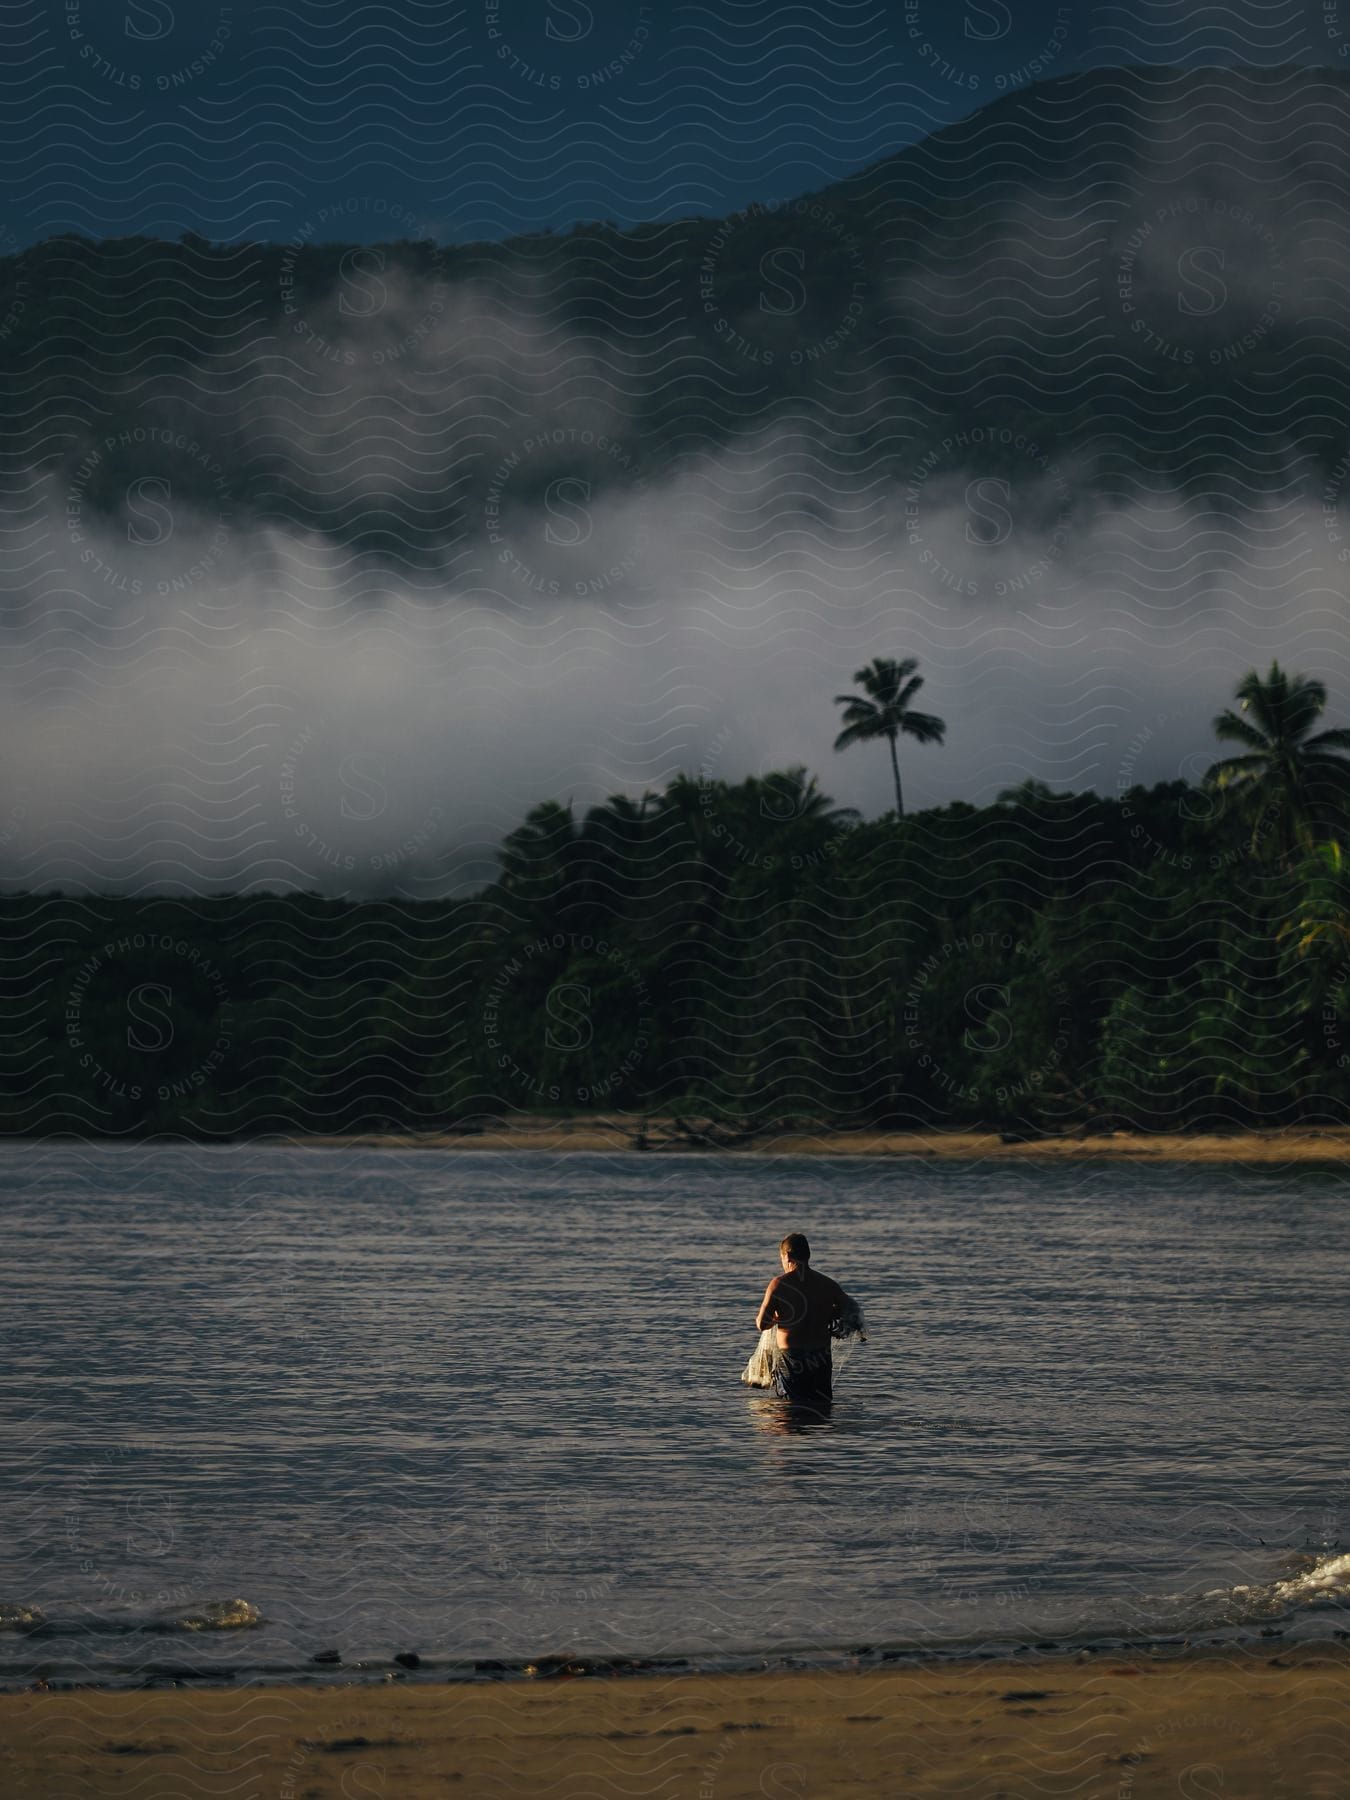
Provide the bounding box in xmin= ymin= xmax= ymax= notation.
xmin=760 ymin=1272 xmax=785 ymax=1306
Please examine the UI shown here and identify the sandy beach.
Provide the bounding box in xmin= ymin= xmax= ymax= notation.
xmin=297 ymin=1116 xmax=1350 ymax=1164
xmin=2 ymin=1646 xmax=1346 ymax=1798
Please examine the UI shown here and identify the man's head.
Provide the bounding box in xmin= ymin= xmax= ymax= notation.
xmin=780 ymin=1232 xmax=810 ymax=1270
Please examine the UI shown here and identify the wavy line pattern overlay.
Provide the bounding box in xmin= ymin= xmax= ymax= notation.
xmin=1 ymin=9 xmax=1349 ymax=1797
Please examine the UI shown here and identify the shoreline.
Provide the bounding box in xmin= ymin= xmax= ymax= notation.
xmin=275 ymin=1117 xmax=1350 ymax=1164
xmin=12 ymin=1121 xmax=1350 ymax=1163
xmin=3 ymin=1643 xmax=1346 ymax=1798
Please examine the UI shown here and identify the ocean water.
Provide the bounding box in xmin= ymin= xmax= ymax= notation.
xmin=1 ymin=1143 xmax=1347 ymax=1689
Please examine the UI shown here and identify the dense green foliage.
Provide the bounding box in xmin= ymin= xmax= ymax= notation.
xmin=6 ymin=751 xmax=1350 ymax=1140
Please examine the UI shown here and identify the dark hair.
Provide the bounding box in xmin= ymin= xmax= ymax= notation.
xmin=780 ymin=1232 xmax=810 ymax=1264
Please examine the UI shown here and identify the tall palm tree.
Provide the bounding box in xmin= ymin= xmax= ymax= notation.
xmin=833 ymin=657 xmax=946 ymax=818
xmin=1205 ymin=662 xmax=1350 ymax=856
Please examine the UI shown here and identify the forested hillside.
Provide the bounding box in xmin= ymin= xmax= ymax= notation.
xmin=3 ymin=64 xmax=1350 ymax=576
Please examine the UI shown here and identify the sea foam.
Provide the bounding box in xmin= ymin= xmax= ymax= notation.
xmin=1221 ymin=1550 xmax=1350 ymax=1620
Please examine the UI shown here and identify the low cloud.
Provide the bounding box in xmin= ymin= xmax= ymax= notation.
xmin=1 ymin=224 xmax=1348 ymax=896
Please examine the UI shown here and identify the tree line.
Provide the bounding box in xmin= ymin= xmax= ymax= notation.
xmin=4 ymin=661 xmax=1350 ymax=1141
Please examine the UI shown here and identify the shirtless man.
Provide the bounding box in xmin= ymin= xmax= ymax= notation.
xmin=755 ymin=1232 xmax=849 ymax=1406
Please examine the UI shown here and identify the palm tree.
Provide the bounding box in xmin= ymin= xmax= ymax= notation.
xmin=833 ymin=657 xmax=945 ymax=817
xmin=1205 ymin=662 xmax=1350 ymax=856
xmin=1280 ymin=842 xmax=1350 ymax=957
xmin=752 ymin=766 xmax=859 ymax=829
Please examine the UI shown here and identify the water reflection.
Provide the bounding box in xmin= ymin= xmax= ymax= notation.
xmin=746 ymin=1392 xmax=836 ymax=1437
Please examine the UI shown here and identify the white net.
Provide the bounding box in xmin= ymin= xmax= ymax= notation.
xmin=740 ymin=1294 xmax=866 ymax=1387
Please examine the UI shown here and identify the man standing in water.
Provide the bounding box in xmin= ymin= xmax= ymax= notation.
xmin=755 ymin=1233 xmax=852 ymax=1407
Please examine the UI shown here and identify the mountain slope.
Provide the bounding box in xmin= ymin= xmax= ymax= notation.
xmin=1 ymin=64 xmax=1349 ymax=563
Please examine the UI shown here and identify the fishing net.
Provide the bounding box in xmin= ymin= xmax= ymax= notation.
xmin=740 ymin=1294 xmax=866 ymax=1387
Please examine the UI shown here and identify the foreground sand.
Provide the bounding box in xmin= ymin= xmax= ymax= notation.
xmin=305 ymin=1116 xmax=1350 ymax=1163
xmin=3 ymin=1646 xmax=1347 ymax=1799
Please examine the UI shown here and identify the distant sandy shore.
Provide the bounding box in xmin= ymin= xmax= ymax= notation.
xmin=3 ymin=1646 xmax=1346 ymax=1798
xmin=292 ymin=1116 xmax=1350 ymax=1163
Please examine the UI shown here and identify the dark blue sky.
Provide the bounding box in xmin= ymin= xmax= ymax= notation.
xmin=2 ymin=0 xmax=1342 ymax=250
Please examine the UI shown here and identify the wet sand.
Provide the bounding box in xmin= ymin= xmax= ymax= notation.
xmin=301 ymin=1116 xmax=1350 ymax=1163
xmin=3 ymin=1646 xmax=1346 ymax=1798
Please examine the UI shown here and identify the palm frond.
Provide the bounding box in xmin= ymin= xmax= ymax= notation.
xmin=901 ymin=709 xmax=946 ymax=745
xmin=833 ymin=719 xmax=883 ymax=751
xmin=1205 ymin=752 xmax=1268 ymax=786
xmin=1233 ymin=664 xmax=1285 ymax=741
xmin=1305 ymin=726 xmax=1350 ymax=753
xmin=1210 ymin=709 xmax=1268 ymax=752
